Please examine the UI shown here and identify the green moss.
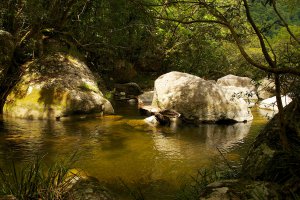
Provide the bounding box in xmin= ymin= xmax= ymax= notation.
xmin=78 ymin=82 xmax=98 ymax=93
xmin=4 ymin=85 xmax=69 ymax=119
xmin=104 ymin=91 xmax=113 ymax=100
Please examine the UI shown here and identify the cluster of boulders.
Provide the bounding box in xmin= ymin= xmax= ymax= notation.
xmin=1 ymin=32 xmax=289 ymax=123
xmin=138 ymin=71 xmax=291 ymax=126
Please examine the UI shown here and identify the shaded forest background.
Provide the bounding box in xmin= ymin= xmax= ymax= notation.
xmin=1 ymin=0 xmax=299 ymax=86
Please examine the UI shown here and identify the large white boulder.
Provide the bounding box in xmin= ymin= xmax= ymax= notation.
xmin=259 ymin=95 xmax=292 ymax=112
xmin=152 ymin=71 xmax=253 ymax=123
xmin=4 ymin=53 xmax=114 ymax=120
xmin=217 ymin=74 xmax=258 ymax=101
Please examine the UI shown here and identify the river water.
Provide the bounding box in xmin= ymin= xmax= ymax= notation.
xmin=0 ymin=101 xmax=268 ymax=199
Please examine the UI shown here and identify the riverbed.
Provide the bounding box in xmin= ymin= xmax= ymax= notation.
xmin=0 ymin=101 xmax=268 ymax=199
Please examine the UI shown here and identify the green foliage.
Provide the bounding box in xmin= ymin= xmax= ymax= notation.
xmin=250 ymin=0 xmax=300 ymax=36
xmin=0 ymin=0 xmax=299 ymax=83
xmin=0 ymin=154 xmax=79 ymax=200
xmin=176 ymin=167 xmax=239 ymax=200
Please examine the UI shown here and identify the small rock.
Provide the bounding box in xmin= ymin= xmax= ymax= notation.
xmin=127 ymin=99 xmax=136 ymax=104
xmin=144 ymin=115 xmax=159 ymax=126
xmin=259 ymin=95 xmax=292 ymax=112
xmin=66 ymin=176 xmax=115 ymax=200
xmin=115 ymin=82 xmax=142 ymax=96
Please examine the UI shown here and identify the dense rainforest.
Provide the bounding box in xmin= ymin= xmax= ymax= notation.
xmin=0 ymin=0 xmax=300 ymax=199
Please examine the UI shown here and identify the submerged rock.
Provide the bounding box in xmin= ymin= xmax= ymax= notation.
xmin=4 ymin=53 xmax=114 ymax=120
xmin=152 ymin=71 xmax=253 ymax=124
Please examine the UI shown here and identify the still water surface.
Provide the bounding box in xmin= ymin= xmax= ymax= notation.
xmin=0 ymin=102 xmax=268 ymax=199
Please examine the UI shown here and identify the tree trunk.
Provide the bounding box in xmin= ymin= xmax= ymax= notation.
xmin=274 ymin=74 xmax=289 ymax=151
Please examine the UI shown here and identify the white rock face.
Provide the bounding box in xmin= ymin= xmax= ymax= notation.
xmin=217 ymin=74 xmax=255 ymax=89
xmin=152 ymin=71 xmax=253 ymax=123
xmin=144 ymin=115 xmax=159 ymax=126
xmin=257 ymin=78 xmax=275 ymax=100
xmin=4 ymin=53 xmax=114 ymax=120
xmin=259 ymin=95 xmax=292 ymax=111
xmin=217 ymin=74 xmax=258 ymax=101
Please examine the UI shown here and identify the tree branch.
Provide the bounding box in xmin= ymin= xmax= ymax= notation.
xmin=243 ymin=0 xmax=275 ymax=68
xmin=154 ymin=16 xmax=228 ymax=26
xmin=272 ymin=1 xmax=300 ymax=45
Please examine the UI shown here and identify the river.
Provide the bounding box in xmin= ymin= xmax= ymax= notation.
xmin=0 ymin=101 xmax=268 ymax=199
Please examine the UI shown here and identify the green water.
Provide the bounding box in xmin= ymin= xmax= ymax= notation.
xmin=0 ymin=102 xmax=268 ymax=199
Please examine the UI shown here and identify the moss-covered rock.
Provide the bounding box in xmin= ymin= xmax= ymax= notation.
xmin=4 ymin=53 xmax=114 ymax=120
xmin=66 ymin=176 xmax=116 ymax=200
xmin=199 ymin=179 xmax=282 ymax=200
xmin=242 ymin=100 xmax=300 ymax=195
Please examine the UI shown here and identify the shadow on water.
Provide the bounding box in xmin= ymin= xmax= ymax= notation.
xmin=0 ymin=102 xmax=267 ymax=200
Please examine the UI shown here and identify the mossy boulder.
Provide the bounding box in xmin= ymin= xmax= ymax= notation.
xmin=199 ymin=179 xmax=282 ymax=200
xmin=242 ymin=100 xmax=300 ymax=194
xmin=4 ymin=53 xmax=114 ymax=120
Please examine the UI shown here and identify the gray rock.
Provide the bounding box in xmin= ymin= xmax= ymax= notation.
xmin=217 ymin=74 xmax=258 ymax=102
xmin=199 ymin=180 xmax=281 ymax=200
xmin=115 ymin=82 xmax=142 ymax=97
xmin=242 ymin=100 xmax=300 ymax=194
xmin=152 ymin=71 xmax=253 ymax=124
xmin=66 ymin=176 xmax=115 ymax=200
xmin=217 ymin=74 xmax=256 ymax=89
xmin=4 ymin=53 xmax=114 ymax=119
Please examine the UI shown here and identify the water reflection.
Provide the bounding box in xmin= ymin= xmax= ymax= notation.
xmin=0 ymin=103 xmax=264 ymax=200
xmin=150 ymin=121 xmax=252 ymax=160
xmin=0 ymin=112 xmax=252 ymax=166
